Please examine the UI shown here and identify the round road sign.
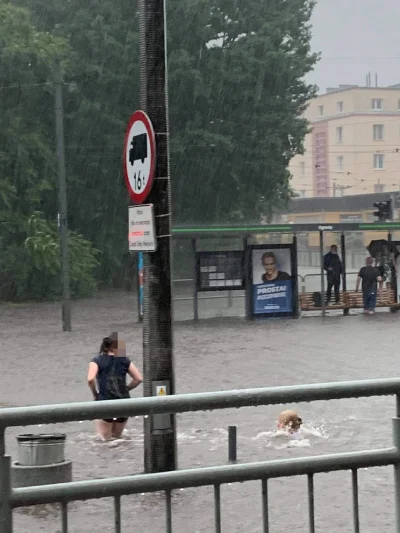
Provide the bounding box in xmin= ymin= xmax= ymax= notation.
xmin=123 ymin=110 xmax=156 ymax=204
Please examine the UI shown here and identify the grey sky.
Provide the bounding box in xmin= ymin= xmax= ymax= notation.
xmin=308 ymin=0 xmax=400 ymax=93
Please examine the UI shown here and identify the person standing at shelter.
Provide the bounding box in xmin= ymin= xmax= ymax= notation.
xmin=323 ymin=245 xmax=343 ymax=305
xmin=356 ymin=257 xmax=382 ymax=315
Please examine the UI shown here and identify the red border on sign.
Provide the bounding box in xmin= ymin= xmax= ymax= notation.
xmin=123 ymin=110 xmax=156 ymax=204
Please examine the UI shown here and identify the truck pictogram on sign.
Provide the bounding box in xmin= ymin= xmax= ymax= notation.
xmin=129 ymin=133 xmax=147 ymax=165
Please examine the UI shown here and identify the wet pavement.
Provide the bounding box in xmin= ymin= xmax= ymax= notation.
xmin=1 ymin=290 xmax=399 ymax=532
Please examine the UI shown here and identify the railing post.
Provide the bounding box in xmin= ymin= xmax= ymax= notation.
xmin=228 ymin=426 xmax=237 ymax=463
xmin=192 ymin=238 xmax=199 ymax=321
xmin=319 ymin=230 xmax=326 ymax=316
xmin=341 ymin=232 xmax=349 ymax=316
xmin=227 ymin=290 xmax=233 ymax=308
xmin=0 ymin=445 xmax=13 ymax=533
xmin=393 ymin=396 xmax=400 ymax=533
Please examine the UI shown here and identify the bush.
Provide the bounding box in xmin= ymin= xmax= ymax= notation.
xmin=0 ymin=212 xmax=99 ymax=301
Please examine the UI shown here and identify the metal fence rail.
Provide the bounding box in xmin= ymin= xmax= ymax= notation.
xmin=2 ymin=378 xmax=400 ymax=427
xmin=2 ymin=378 xmax=400 ymax=533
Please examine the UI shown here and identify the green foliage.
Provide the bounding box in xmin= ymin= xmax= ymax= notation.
xmin=14 ymin=0 xmax=140 ymax=286
xmin=168 ymin=0 xmax=318 ymax=223
xmin=0 ymin=211 xmax=99 ymax=301
xmin=25 ymin=212 xmax=100 ymax=298
xmin=0 ymin=0 xmax=318 ymax=301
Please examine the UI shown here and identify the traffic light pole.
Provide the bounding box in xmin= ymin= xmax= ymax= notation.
xmin=139 ymin=0 xmax=177 ymax=473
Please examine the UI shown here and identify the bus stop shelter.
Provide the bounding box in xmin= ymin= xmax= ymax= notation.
xmin=168 ymin=221 xmax=400 ymax=320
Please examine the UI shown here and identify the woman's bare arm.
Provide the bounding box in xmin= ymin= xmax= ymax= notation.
xmin=127 ymin=363 xmax=143 ymax=391
xmin=87 ymin=362 xmax=99 ymax=399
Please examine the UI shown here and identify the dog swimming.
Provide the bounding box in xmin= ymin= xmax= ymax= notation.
xmin=277 ymin=410 xmax=303 ymax=439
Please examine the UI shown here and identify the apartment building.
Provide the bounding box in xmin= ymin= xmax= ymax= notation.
xmin=290 ymin=82 xmax=400 ymax=198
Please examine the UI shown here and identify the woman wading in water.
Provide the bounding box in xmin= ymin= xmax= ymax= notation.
xmin=87 ymin=333 xmax=142 ymax=440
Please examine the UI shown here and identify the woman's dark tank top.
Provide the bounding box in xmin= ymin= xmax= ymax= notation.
xmin=91 ymin=354 xmax=131 ymax=401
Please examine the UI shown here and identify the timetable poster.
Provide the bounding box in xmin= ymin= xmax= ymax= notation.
xmin=197 ymin=251 xmax=244 ymax=291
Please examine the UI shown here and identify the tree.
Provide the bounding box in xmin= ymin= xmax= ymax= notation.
xmin=0 ymin=1 xmax=98 ymax=301
xmin=1 ymin=0 xmax=319 ymax=300
xmin=17 ymin=0 xmax=140 ymax=287
xmin=167 ymin=0 xmax=318 ymax=223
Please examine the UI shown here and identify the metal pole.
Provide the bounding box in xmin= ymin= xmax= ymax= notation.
xmin=292 ymin=234 xmax=299 ymax=318
xmin=261 ymin=479 xmax=269 ymax=533
xmin=192 ymin=238 xmax=198 ymax=321
xmin=341 ymin=233 xmax=349 ymax=316
xmin=214 ymin=485 xmax=222 ymax=533
xmin=227 ymin=290 xmax=233 ymax=308
xmin=137 ymin=252 xmax=144 ymax=322
xmin=388 ymin=231 xmax=395 ymax=308
xmin=351 ymin=469 xmax=360 ymax=533
xmin=228 ymin=425 xmax=237 ymax=463
xmin=319 ymin=230 xmax=325 ymax=316
xmin=54 ymin=60 xmax=72 ymax=332
xmin=139 ymin=0 xmax=177 ymax=473
xmin=307 ymin=474 xmax=315 ymax=533
xmin=393 ymin=408 xmax=400 ymax=533
xmin=0 ymin=456 xmax=12 ymax=533
xmin=244 ymin=236 xmax=252 ymax=319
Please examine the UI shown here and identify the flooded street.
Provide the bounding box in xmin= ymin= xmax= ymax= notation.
xmin=2 ymin=291 xmax=399 ymax=532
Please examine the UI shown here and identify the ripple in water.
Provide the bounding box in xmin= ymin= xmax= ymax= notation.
xmin=251 ymin=422 xmax=328 ymax=449
xmin=70 ymin=424 xmax=328 ymax=455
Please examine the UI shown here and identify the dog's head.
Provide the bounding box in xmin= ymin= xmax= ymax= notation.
xmin=277 ymin=410 xmax=302 ymax=432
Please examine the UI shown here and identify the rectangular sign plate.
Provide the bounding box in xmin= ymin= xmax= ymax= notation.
xmin=128 ymin=204 xmax=157 ymax=252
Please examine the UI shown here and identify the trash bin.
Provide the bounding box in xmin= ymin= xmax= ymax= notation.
xmin=16 ymin=433 xmax=66 ymax=466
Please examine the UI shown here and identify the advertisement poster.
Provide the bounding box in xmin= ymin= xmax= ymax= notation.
xmin=252 ymin=248 xmax=293 ymax=315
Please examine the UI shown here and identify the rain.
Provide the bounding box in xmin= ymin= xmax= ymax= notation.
xmin=2 ymin=0 xmax=400 ymax=531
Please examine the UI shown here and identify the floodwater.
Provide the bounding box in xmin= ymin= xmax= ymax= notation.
xmin=2 ymin=290 xmax=399 ymax=532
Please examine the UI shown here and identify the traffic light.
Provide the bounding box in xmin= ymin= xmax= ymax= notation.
xmin=373 ymin=200 xmax=392 ymax=222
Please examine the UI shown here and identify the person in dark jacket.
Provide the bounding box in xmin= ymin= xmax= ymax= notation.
xmin=323 ymin=245 xmax=343 ymax=304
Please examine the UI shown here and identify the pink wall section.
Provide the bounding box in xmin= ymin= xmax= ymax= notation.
xmin=312 ymin=122 xmax=330 ymax=196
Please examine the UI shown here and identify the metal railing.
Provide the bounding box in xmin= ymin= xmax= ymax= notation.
xmin=173 ymin=271 xmax=361 ymax=308
xmin=2 ymin=378 xmax=400 ymax=533
xmin=299 ymin=271 xmax=359 ymax=294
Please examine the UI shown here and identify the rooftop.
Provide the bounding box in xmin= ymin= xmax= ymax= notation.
xmin=284 ymin=192 xmax=400 ymax=214
xmin=323 ymin=83 xmax=400 ymax=96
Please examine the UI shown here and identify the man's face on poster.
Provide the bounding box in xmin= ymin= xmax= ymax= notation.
xmin=262 ymin=255 xmax=277 ymax=277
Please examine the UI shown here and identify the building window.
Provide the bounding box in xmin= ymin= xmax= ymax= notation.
xmin=373 ymin=153 xmax=385 ymax=170
xmin=336 ymin=156 xmax=344 ymax=172
xmin=374 ymin=183 xmax=385 ymax=193
xmin=336 ymin=126 xmax=343 ymax=143
xmin=372 ymin=98 xmax=383 ymax=110
xmin=300 ymin=161 xmax=305 ymax=177
xmin=373 ymin=124 xmax=384 ymax=141
xmin=318 ymin=105 xmax=324 ymax=116
xmin=337 ymin=101 xmax=344 ymax=113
